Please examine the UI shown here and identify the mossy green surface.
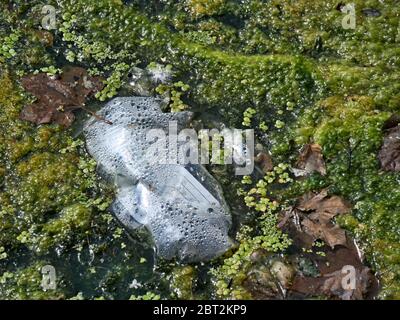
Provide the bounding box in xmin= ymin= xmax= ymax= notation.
xmin=0 ymin=0 xmax=399 ymax=299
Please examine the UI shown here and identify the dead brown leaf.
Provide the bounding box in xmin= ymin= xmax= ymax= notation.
xmin=301 ymin=218 xmax=347 ymax=248
xmin=291 ymin=267 xmax=373 ymax=300
xmin=298 ymin=190 xmax=351 ymax=215
xmin=321 ymin=267 xmax=372 ymax=300
xmin=289 ymin=190 xmax=351 ymax=248
xmin=378 ymin=114 xmax=400 ymax=172
xmin=277 ymin=191 xmax=378 ymax=300
xmin=254 ymin=152 xmax=273 ymax=173
xmin=294 ymin=143 xmax=326 ymax=177
xmin=297 ymin=188 xmax=329 ymax=211
xmin=20 ymin=66 xmax=104 ymax=127
xmin=300 ymin=196 xmax=350 ymax=248
xmin=287 ymin=238 xmax=377 ymax=300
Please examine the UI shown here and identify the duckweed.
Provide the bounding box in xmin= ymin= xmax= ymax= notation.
xmin=0 ymin=31 xmax=20 ymax=62
xmin=156 ymin=81 xmax=191 ymax=112
xmin=214 ymin=164 xmax=293 ymax=298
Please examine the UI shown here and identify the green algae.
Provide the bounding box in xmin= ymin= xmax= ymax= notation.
xmin=0 ymin=262 xmax=65 ymax=300
xmin=0 ymin=73 xmax=105 ymax=250
xmin=54 ymin=0 xmax=322 ymax=122
xmin=0 ymin=70 xmax=122 ymax=299
xmin=0 ymin=0 xmax=399 ymax=299
xmin=0 ymin=69 xmax=158 ymax=300
xmin=170 ymin=265 xmax=196 ymax=300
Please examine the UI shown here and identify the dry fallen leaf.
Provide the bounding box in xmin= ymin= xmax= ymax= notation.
xmin=20 ymin=66 xmax=104 ymax=127
xmin=294 ymin=143 xmax=326 ymax=177
xmin=298 ymin=189 xmax=351 ymax=215
xmin=297 ymin=188 xmax=329 ymax=211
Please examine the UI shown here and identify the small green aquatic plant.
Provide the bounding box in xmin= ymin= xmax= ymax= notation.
xmin=0 ymin=31 xmax=20 ymax=62
xmin=213 ymin=163 xmax=293 ymax=299
xmin=212 ymin=213 xmax=291 ymax=299
xmin=95 ymin=62 xmax=131 ymax=101
xmin=156 ymin=81 xmax=190 ymax=112
xmin=39 ymin=66 xmax=61 ymax=76
xmin=242 ymin=108 xmax=257 ymax=127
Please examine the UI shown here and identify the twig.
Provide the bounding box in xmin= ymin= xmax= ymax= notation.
xmin=81 ymin=106 xmax=113 ymax=125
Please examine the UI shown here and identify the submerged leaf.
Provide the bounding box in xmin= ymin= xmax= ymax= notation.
xmin=298 ymin=189 xmax=351 ymax=215
xmin=291 ymin=266 xmax=374 ymax=300
xmin=282 ymin=190 xmax=351 ymax=249
xmin=294 ymin=143 xmax=326 ymax=177
xmin=254 ymin=152 xmax=274 ymax=173
xmin=378 ymin=115 xmax=400 ymax=172
xmin=301 ymin=218 xmax=347 ymax=249
xmin=20 ymin=66 xmax=103 ymax=127
xmin=321 ymin=267 xmax=372 ymax=300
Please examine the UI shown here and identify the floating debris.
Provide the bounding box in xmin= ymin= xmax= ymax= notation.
xmin=84 ymin=97 xmax=233 ymax=262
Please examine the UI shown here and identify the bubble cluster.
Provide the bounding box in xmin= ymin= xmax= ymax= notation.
xmin=84 ymin=97 xmax=233 ymax=262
